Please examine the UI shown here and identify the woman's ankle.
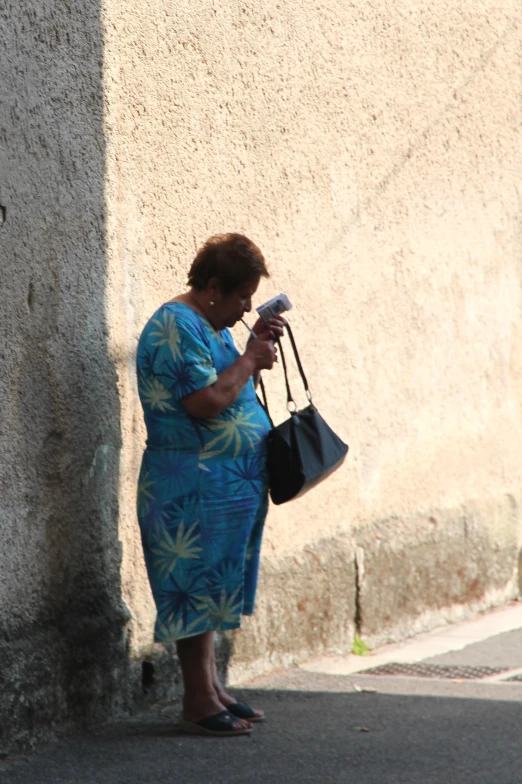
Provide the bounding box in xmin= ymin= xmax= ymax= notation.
xmin=182 ymin=692 xmax=224 ymax=720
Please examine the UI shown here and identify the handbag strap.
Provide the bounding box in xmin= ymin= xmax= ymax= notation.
xmin=276 ymin=334 xmax=293 ymax=409
xmin=256 ymin=322 xmax=312 ymax=420
xmin=257 ymin=375 xmax=274 ymax=427
xmin=280 ymin=322 xmax=312 ymax=404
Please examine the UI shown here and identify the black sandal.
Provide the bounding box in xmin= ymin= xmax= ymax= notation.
xmin=226 ymin=702 xmax=266 ymax=722
xmin=177 ymin=709 xmax=253 ymax=736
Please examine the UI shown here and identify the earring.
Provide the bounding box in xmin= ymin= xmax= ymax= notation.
xmin=210 ymin=300 xmax=215 ymax=306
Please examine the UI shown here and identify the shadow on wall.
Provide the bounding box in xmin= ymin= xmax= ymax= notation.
xmin=0 ymin=0 xmax=129 ymax=751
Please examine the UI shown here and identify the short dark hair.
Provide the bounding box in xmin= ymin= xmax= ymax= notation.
xmin=188 ymin=233 xmax=269 ymax=295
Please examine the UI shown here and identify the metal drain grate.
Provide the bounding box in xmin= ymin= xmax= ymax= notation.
xmin=503 ymin=673 xmax=522 ymax=682
xmin=361 ymin=663 xmax=508 ymax=680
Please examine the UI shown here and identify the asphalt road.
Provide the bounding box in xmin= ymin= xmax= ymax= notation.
xmin=3 ymin=610 xmax=522 ymax=784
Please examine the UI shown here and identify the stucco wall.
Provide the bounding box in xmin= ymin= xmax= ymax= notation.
xmin=1 ymin=0 xmax=521 ymax=751
xmin=103 ymin=0 xmax=522 ymax=682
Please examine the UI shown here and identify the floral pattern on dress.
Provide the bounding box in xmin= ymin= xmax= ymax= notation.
xmin=136 ymin=302 xmax=271 ymax=642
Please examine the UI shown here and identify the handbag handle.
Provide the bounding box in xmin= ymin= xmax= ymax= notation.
xmin=257 ymin=375 xmax=273 ymax=426
xmin=257 ymin=322 xmax=312 ymax=422
xmin=279 ymin=323 xmax=312 ymax=405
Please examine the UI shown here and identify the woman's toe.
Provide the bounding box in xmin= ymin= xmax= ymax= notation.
xmin=234 ymin=717 xmax=252 ymax=730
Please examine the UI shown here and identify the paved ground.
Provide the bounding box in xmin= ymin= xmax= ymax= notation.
xmin=3 ymin=602 xmax=522 ymax=783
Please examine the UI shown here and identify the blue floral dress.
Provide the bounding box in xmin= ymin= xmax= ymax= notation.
xmin=136 ymin=302 xmax=271 ymax=642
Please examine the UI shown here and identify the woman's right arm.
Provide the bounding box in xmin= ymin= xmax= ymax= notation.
xmin=180 ymin=340 xmax=276 ymax=419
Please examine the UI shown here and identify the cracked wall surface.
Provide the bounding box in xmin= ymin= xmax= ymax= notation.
xmin=1 ymin=0 xmax=521 ymax=750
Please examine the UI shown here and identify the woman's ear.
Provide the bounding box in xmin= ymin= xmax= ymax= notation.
xmin=207 ymin=277 xmax=221 ymax=300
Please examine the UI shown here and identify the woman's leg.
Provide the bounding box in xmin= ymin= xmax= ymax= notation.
xmin=211 ymin=644 xmax=265 ymax=721
xmin=176 ymin=631 xmax=252 ymax=729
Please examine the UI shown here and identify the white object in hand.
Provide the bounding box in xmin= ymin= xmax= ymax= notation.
xmin=256 ymin=293 xmax=293 ymax=322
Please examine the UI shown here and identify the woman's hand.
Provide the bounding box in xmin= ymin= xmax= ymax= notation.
xmin=245 ymin=337 xmax=277 ymax=371
xmin=251 ymin=315 xmax=286 ymax=342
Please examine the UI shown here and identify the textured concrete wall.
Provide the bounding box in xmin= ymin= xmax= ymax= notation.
xmin=1 ymin=0 xmax=521 ymax=750
xmin=0 ymin=0 xmax=129 ymax=751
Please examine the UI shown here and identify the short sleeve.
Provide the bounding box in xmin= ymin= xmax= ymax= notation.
xmin=139 ymin=306 xmax=218 ymax=402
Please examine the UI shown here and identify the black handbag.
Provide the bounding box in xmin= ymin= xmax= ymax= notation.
xmin=258 ymin=323 xmax=349 ymax=505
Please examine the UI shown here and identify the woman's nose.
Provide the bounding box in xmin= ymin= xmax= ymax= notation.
xmin=244 ymin=299 xmax=252 ymax=313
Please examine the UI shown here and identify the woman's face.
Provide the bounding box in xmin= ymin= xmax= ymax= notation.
xmin=213 ymin=276 xmax=260 ymax=330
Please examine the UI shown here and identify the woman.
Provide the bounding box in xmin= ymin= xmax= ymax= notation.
xmin=136 ymin=233 xmax=284 ymax=736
